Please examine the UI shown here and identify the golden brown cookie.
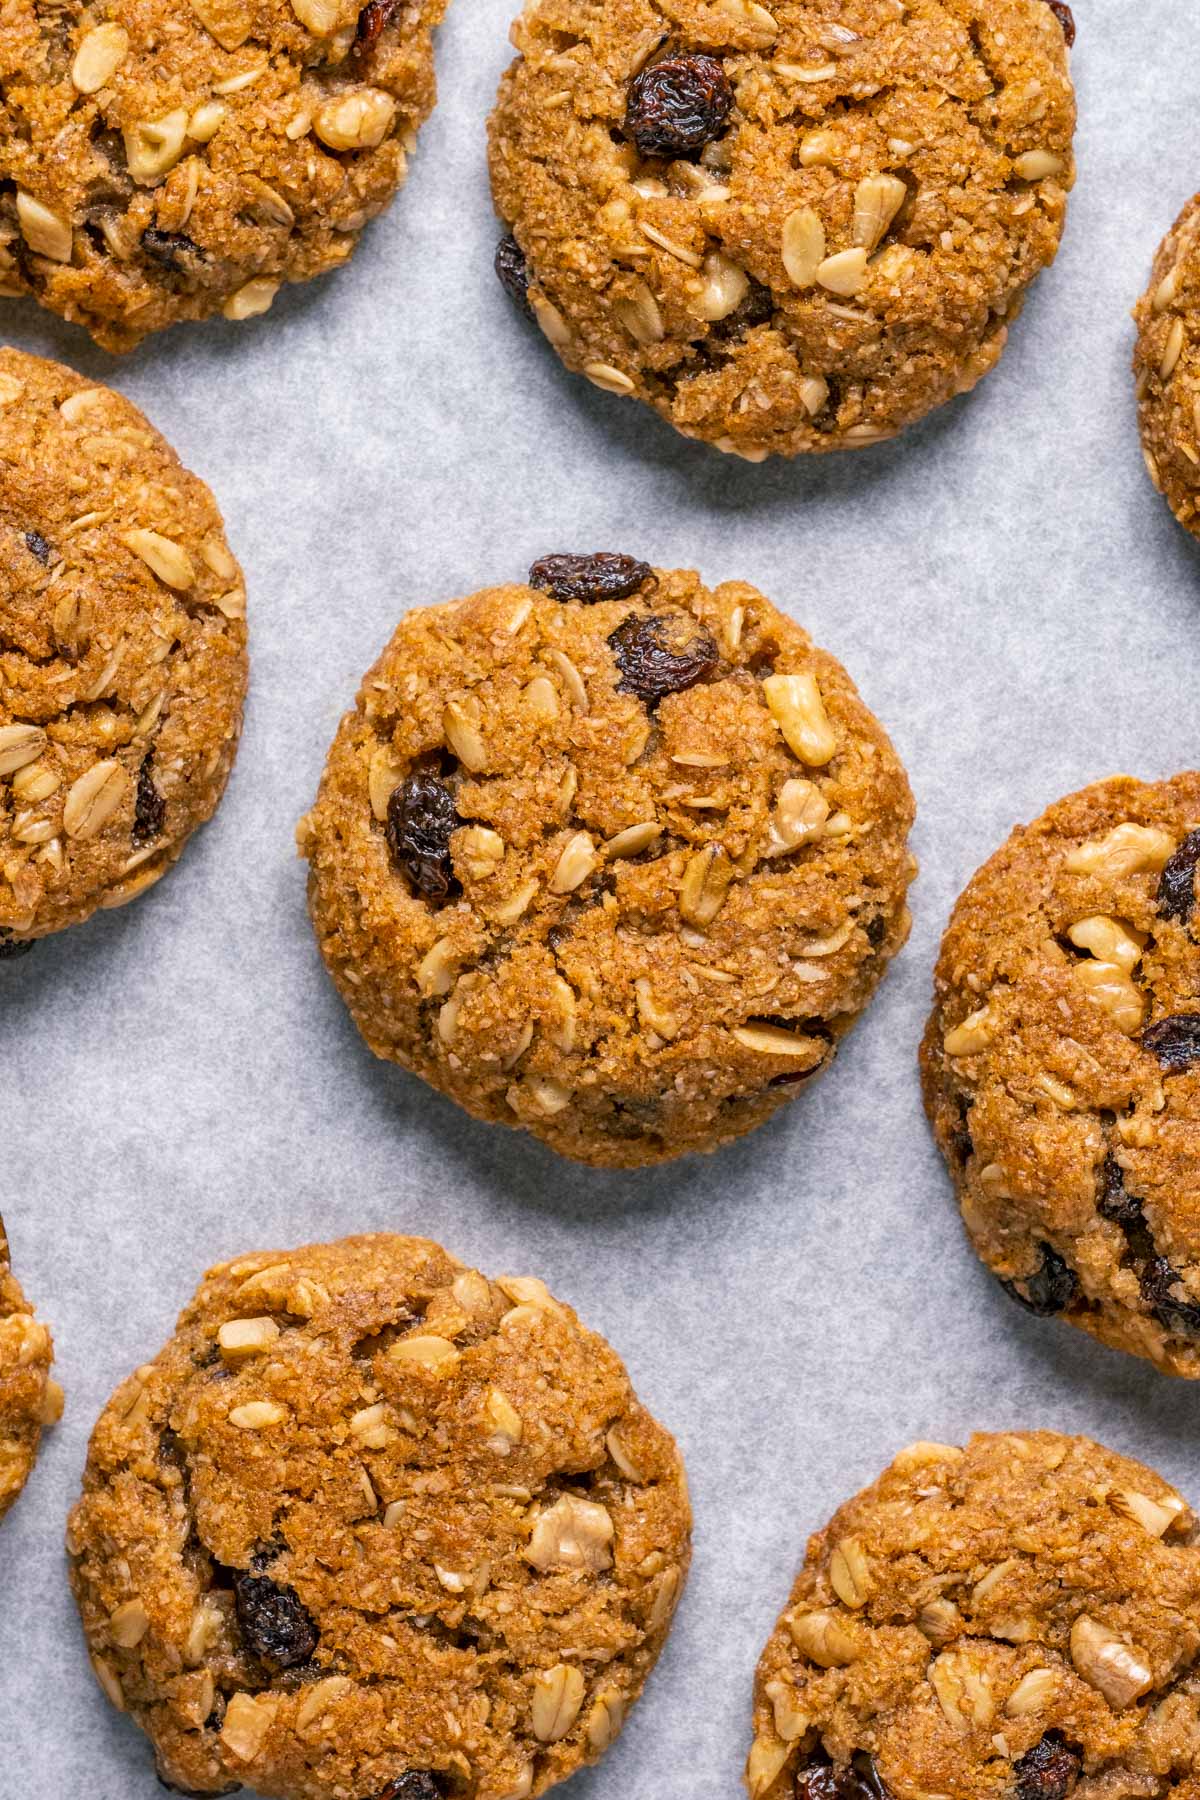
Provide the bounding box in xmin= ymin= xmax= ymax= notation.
xmin=1134 ymin=194 xmax=1200 ymax=537
xmin=299 ymin=557 xmax=916 ymax=1166
xmin=69 ymin=1233 xmax=691 ymax=1800
xmin=0 ymin=1213 xmax=59 ymax=1524
xmin=0 ymin=0 xmax=446 ymax=351
xmin=488 ymin=0 xmax=1075 ymax=459
xmin=0 ymin=349 xmax=247 ymax=945
xmin=746 ymin=1432 xmax=1200 ymax=1800
xmin=921 ymin=773 xmax=1200 ymax=1377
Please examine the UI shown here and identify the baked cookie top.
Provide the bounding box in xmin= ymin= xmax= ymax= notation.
xmin=0 ymin=349 xmax=247 ymax=943
xmin=1135 ymin=193 xmax=1200 ymax=538
xmin=69 ymin=1233 xmax=691 ymax=1800
xmin=748 ymin=1432 xmax=1200 ymax=1800
xmin=921 ymin=773 xmax=1200 ymax=1377
xmin=0 ymin=0 xmax=446 ymax=350
xmin=299 ymin=559 xmax=915 ymax=1166
xmin=489 ymin=0 xmax=1075 ymax=458
xmin=0 ymin=1214 xmax=58 ymax=1524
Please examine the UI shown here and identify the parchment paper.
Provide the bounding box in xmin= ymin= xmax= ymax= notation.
xmin=6 ymin=1 xmax=1200 ymax=1792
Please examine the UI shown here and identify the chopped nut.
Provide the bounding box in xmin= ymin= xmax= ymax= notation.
xmin=766 ymin=778 xmax=828 ymax=855
xmin=71 ymin=22 xmax=130 ymax=91
xmin=349 ymin=1403 xmax=394 ymax=1447
xmin=944 ymin=1004 xmax=996 ymax=1057
xmin=296 ymin=1676 xmax=353 ymax=1734
xmin=679 ymin=843 xmax=733 ymax=927
xmin=829 ymin=1535 xmax=872 ymax=1608
xmin=1069 ymin=1615 xmax=1153 ymax=1707
xmin=930 ymin=1648 xmax=996 ymax=1731
xmin=853 ymin=173 xmax=908 ymax=250
xmin=527 ymin=1493 xmax=614 ymax=1573
xmin=314 ymin=85 xmax=397 ymax=149
xmin=388 ymin=1334 xmax=460 ymax=1371
xmin=1065 ymin=823 xmax=1176 ymax=879
xmin=1073 ymin=959 xmax=1145 ymax=1035
xmin=635 ymin=976 xmax=679 ymax=1040
xmin=228 ymin=1400 xmax=285 ymax=1430
xmin=765 ymin=1678 xmax=809 ymax=1742
xmin=762 ymin=672 xmax=837 ymax=764
xmin=697 ymin=249 xmax=749 ymax=320
xmin=124 ymin=110 xmax=189 ymax=184
xmin=189 ymin=101 xmax=228 ymax=141
xmin=550 ymin=830 xmax=599 ymax=894
xmin=120 ymin=528 xmax=196 ymax=590
xmin=523 ymin=674 xmax=559 ymax=719
xmin=16 ymin=192 xmax=72 ymax=262
xmin=1013 ymin=148 xmax=1065 ymax=180
xmin=90 ymin=1655 xmax=125 ymax=1710
xmin=0 ymin=725 xmax=49 ymax=777
xmin=223 ymin=278 xmax=279 ymax=320
xmin=1068 ymin=914 xmax=1145 ymax=973
xmin=109 ymin=1598 xmax=150 ymax=1648
xmin=63 ymin=761 xmax=129 ymax=841
xmin=456 ymin=824 xmax=505 ymax=879
xmin=788 ymin=1608 xmax=856 ymax=1666
xmin=1005 ymin=1667 xmax=1059 ymax=1717
xmin=188 ymin=0 xmax=252 ymax=49
xmin=817 ymin=247 xmax=869 ymax=296
xmin=220 ymin=1691 xmax=278 ymax=1761
xmin=781 ymin=205 xmax=825 ymax=289
xmin=746 ymin=1735 xmax=790 ymax=1797
xmin=217 ymin=1317 xmax=281 ymax=1361
xmin=532 ymin=1663 xmax=585 ymax=1741
xmin=484 ymin=1387 xmax=523 ymax=1449
xmin=291 ymin=0 xmax=339 ymax=29
xmin=1109 ymin=1486 xmax=1186 ymax=1538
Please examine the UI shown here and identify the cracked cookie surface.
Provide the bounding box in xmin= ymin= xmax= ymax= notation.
xmin=746 ymin=1431 xmax=1200 ymax=1800
xmin=68 ymin=1233 xmax=691 ymax=1800
xmin=0 ymin=1213 xmax=58 ymax=1523
xmin=0 ymin=0 xmax=446 ymax=350
xmin=0 ymin=349 xmax=247 ymax=943
xmin=1135 ymin=194 xmax=1200 ymax=538
xmin=921 ymin=774 xmax=1200 ymax=1377
xmin=488 ymin=0 xmax=1075 ymax=458
xmin=298 ymin=562 xmax=915 ymax=1167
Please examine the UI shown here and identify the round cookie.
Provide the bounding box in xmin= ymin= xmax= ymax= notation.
xmin=0 ymin=0 xmax=446 ymax=350
xmin=1134 ymin=194 xmax=1200 ymax=538
xmin=0 ymin=349 xmax=247 ymax=945
xmin=921 ymin=774 xmax=1200 ymax=1377
xmin=746 ymin=1431 xmax=1200 ymax=1800
xmin=299 ymin=558 xmax=915 ymax=1166
xmin=69 ymin=1233 xmax=691 ymax=1800
xmin=488 ymin=0 xmax=1075 ymax=459
xmin=0 ymin=1213 xmax=59 ymax=1524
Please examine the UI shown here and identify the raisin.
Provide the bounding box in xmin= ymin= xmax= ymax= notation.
xmin=1043 ymin=0 xmax=1075 ymax=46
xmin=494 ymin=233 xmax=533 ymax=319
xmin=528 ymin=552 xmax=653 ymax=605
xmin=355 ymin=0 xmax=400 ymax=57
xmin=142 ymin=228 xmax=204 ymax=272
xmin=233 ymin=1571 xmax=318 ymax=1669
xmin=623 ymin=52 xmax=733 ymax=159
xmin=711 ymin=276 xmax=775 ymax=340
xmin=24 ymin=530 xmax=51 ymax=564
xmin=1097 ymin=1153 xmax=1142 ymax=1224
xmin=376 ymin=1777 xmax=444 ymax=1800
xmin=864 ymin=914 xmax=887 ymax=949
xmin=1013 ymin=1731 xmax=1082 ymax=1800
xmin=1000 ymin=1243 xmax=1078 ymax=1316
xmin=1141 ymin=1256 xmax=1200 ymax=1338
xmin=1142 ymin=1014 xmax=1200 ymax=1072
xmin=0 ymin=932 xmax=34 ymax=960
xmin=133 ymin=755 xmax=166 ymax=846
xmin=385 ymin=771 xmax=461 ymax=901
xmin=608 ymin=612 xmax=719 ymax=706
xmin=1158 ymin=829 xmax=1200 ymax=925
xmin=795 ymin=1750 xmax=890 ymax=1798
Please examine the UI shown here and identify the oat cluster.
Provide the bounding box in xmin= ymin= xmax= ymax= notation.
xmin=68 ymin=1233 xmax=692 ymax=1800
xmin=0 ymin=0 xmax=446 ymax=349
xmin=488 ymin=0 xmax=1076 ymax=458
xmin=0 ymin=1215 xmax=58 ymax=1524
xmin=299 ymin=564 xmax=916 ymax=1166
xmin=749 ymin=1432 xmax=1200 ymax=1800
xmin=1135 ymin=194 xmax=1200 ymax=538
xmin=922 ymin=774 xmax=1200 ymax=1377
xmin=0 ymin=350 xmax=247 ymax=942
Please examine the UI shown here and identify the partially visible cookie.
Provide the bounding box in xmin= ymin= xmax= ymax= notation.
xmin=747 ymin=1432 xmax=1200 ymax=1800
xmin=1135 ymin=194 xmax=1200 ymax=537
xmin=488 ymin=0 xmax=1075 ymax=458
xmin=0 ymin=349 xmax=247 ymax=945
xmin=0 ymin=0 xmax=447 ymax=351
xmin=69 ymin=1233 xmax=691 ymax=1799
xmin=0 ymin=1214 xmax=58 ymax=1524
xmin=921 ymin=773 xmax=1200 ymax=1377
xmin=299 ymin=559 xmax=916 ymax=1166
